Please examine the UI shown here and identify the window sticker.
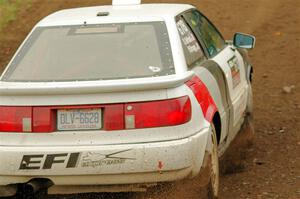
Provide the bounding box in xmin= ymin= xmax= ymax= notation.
xmin=228 ymin=56 xmax=241 ymax=88
xmin=177 ymin=19 xmax=201 ymax=54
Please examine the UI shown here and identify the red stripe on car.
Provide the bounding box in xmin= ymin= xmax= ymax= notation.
xmin=186 ymin=76 xmax=217 ymax=122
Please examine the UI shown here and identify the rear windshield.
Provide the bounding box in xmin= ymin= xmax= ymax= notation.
xmin=2 ymin=22 xmax=174 ymax=82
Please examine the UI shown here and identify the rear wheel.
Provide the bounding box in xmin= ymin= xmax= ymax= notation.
xmin=207 ymin=123 xmax=219 ymax=199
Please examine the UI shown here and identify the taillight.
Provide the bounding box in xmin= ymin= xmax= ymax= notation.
xmin=0 ymin=107 xmax=32 ymax=132
xmin=32 ymin=107 xmax=56 ymax=132
xmin=0 ymin=96 xmax=191 ymax=133
xmin=103 ymin=104 xmax=124 ymax=131
xmin=124 ymin=96 xmax=191 ymax=129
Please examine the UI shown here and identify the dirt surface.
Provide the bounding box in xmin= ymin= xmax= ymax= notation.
xmin=0 ymin=0 xmax=299 ymax=198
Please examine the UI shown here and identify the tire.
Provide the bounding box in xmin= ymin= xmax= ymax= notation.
xmin=246 ymin=83 xmax=254 ymax=117
xmin=207 ymin=123 xmax=219 ymax=199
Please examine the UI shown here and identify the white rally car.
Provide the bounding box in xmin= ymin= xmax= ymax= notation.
xmin=0 ymin=0 xmax=255 ymax=198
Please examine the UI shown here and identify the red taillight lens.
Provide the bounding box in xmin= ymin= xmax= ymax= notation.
xmin=32 ymin=107 xmax=56 ymax=133
xmin=124 ymin=96 xmax=191 ymax=129
xmin=0 ymin=107 xmax=32 ymax=132
xmin=103 ymin=104 xmax=124 ymax=131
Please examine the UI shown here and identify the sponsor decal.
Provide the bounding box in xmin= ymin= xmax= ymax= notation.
xmin=19 ymin=149 xmax=135 ymax=170
xmin=19 ymin=152 xmax=80 ymax=170
xmin=81 ymin=149 xmax=135 ymax=168
xmin=228 ymin=56 xmax=241 ymax=88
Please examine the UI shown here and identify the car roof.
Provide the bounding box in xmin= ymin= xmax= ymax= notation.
xmin=37 ymin=3 xmax=195 ymax=26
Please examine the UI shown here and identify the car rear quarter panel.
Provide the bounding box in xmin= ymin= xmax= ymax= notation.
xmin=192 ymin=66 xmax=229 ymax=143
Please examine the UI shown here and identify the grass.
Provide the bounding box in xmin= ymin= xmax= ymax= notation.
xmin=0 ymin=0 xmax=29 ymax=31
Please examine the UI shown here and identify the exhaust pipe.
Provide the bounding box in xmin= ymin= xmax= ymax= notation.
xmin=26 ymin=178 xmax=53 ymax=193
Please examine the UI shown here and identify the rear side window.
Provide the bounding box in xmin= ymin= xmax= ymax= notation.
xmin=2 ymin=22 xmax=174 ymax=82
xmin=176 ymin=18 xmax=205 ymax=67
xmin=183 ymin=10 xmax=226 ymax=57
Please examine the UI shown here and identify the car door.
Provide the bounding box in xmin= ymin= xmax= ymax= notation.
xmin=182 ymin=9 xmax=249 ymax=139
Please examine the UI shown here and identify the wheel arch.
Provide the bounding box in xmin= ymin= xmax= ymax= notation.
xmin=249 ymin=66 xmax=253 ymax=83
xmin=212 ymin=111 xmax=222 ymax=145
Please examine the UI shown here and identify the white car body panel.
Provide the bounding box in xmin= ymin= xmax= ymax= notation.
xmin=0 ymin=72 xmax=193 ymax=96
xmin=212 ymin=46 xmax=249 ymax=136
xmin=113 ymin=0 xmax=142 ymax=6
xmin=0 ymin=128 xmax=209 ymax=178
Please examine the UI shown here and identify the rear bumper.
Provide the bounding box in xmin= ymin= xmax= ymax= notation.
xmin=0 ymin=127 xmax=211 ymax=194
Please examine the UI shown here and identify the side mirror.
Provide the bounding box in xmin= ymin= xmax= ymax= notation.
xmin=233 ymin=33 xmax=256 ymax=49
